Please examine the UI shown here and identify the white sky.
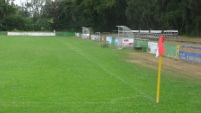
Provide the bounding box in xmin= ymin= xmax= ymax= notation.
xmin=14 ymin=0 xmax=30 ymax=6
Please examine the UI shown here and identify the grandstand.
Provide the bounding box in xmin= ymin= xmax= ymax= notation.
xmin=132 ymin=29 xmax=178 ymax=39
xmin=82 ymin=27 xmax=92 ymax=39
xmin=116 ymin=25 xmax=134 ymax=48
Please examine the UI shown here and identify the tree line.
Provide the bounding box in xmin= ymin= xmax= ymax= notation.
xmin=0 ymin=0 xmax=200 ymax=36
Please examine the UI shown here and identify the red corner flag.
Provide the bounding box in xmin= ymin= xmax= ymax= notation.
xmin=156 ymin=35 xmax=166 ymax=57
xmin=156 ymin=35 xmax=166 ymax=103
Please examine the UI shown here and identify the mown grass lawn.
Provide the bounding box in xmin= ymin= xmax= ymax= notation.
xmin=0 ymin=36 xmax=200 ymax=113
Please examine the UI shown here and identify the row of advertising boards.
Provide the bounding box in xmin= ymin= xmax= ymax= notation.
xmin=148 ymin=42 xmax=201 ymax=64
xmin=76 ymin=33 xmax=201 ymax=64
xmin=4 ymin=32 xmax=200 ymax=64
xmin=90 ymin=34 xmax=201 ymax=65
xmin=2 ymin=32 xmax=75 ymax=36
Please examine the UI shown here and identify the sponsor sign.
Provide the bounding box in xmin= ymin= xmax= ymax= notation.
xmin=179 ymin=46 xmax=201 ymax=64
xmin=75 ymin=33 xmax=80 ymax=37
xmin=148 ymin=42 xmax=158 ymax=54
xmin=82 ymin=34 xmax=90 ymax=39
xmin=106 ymin=36 xmax=112 ymax=44
xmin=115 ymin=38 xmax=118 ymax=46
xmin=122 ymin=38 xmax=134 ymax=46
xmin=7 ymin=32 xmax=55 ymax=36
xmin=91 ymin=35 xmax=100 ymax=41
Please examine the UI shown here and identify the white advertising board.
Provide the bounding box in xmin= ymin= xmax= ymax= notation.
xmin=122 ymin=38 xmax=134 ymax=46
xmin=7 ymin=32 xmax=55 ymax=36
xmin=106 ymin=36 xmax=112 ymax=44
xmin=82 ymin=34 xmax=90 ymax=39
xmin=91 ymin=35 xmax=100 ymax=41
xmin=148 ymin=42 xmax=158 ymax=54
xmin=75 ymin=33 xmax=80 ymax=37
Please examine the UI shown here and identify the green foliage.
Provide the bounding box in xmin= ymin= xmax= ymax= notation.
xmin=125 ymin=0 xmax=201 ymax=36
xmin=0 ymin=1 xmax=17 ymax=30
xmin=48 ymin=18 xmax=54 ymax=24
xmin=3 ymin=15 xmax=26 ymax=31
xmin=0 ymin=0 xmax=201 ymax=36
xmin=188 ymin=0 xmax=201 ymax=36
xmin=126 ymin=0 xmax=155 ymax=29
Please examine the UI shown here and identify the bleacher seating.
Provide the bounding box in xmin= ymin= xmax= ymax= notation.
xmin=132 ymin=29 xmax=178 ymax=39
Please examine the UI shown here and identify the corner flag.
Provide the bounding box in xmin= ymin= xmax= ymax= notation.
xmin=156 ymin=35 xmax=166 ymax=57
xmin=156 ymin=35 xmax=166 ymax=103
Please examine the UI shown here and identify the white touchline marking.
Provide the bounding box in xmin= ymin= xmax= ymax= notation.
xmin=57 ymin=39 xmax=154 ymax=102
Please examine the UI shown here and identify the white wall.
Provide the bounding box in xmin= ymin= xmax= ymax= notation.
xmin=7 ymin=32 xmax=55 ymax=36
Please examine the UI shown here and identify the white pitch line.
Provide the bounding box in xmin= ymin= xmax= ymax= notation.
xmin=0 ymin=101 xmax=110 ymax=105
xmin=57 ymin=39 xmax=154 ymax=102
xmin=110 ymin=96 xmax=140 ymax=104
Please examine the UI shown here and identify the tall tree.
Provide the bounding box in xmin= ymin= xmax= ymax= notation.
xmin=1 ymin=0 xmax=201 ymax=36
xmin=126 ymin=0 xmax=155 ymax=29
xmin=188 ymin=0 xmax=201 ymax=36
xmin=0 ymin=0 xmax=19 ymax=30
xmin=77 ymin=0 xmax=127 ymax=31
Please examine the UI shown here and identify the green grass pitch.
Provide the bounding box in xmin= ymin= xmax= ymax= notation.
xmin=0 ymin=36 xmax=200 ymax=112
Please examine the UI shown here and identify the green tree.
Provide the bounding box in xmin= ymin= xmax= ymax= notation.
xmin=0 ymin=1 xmax=21 ymax=30
xmin=77 ymin=0 xmax=127 ymax=31
xmin=188 ymin=0 xmax=201 ymax=36
xmin=126 ymin=0 xmax=156 ymax=29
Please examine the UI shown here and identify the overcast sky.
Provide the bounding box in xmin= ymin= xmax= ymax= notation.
xmin=14 ymin=0 xmax=53 ymax=6
xmin=14 ymin=0 xmax=29 ymax=6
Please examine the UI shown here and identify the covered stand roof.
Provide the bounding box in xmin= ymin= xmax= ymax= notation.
xmin=116 ymin=25 xmax=134 ymax=39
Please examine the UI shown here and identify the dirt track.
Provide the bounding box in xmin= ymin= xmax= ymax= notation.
xmin=127 ymin=52 xmax=201 ymax=79
xmin=126 ymin=36 xmax=201 ymax=79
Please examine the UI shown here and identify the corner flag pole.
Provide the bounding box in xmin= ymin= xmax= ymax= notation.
xmin=156 ymin=55 xmax=163 ymax=103
xmin=156 ymin=35 xmax=165 ymax=103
